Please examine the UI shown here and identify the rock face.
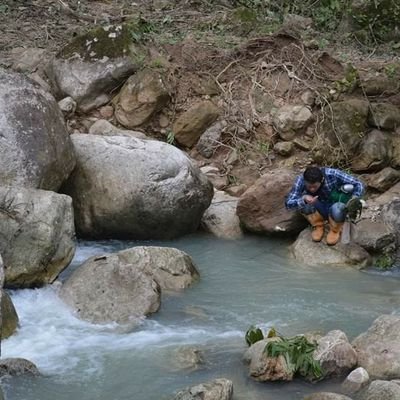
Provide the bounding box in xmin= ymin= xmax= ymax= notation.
xmin=352 ymin=315 xmax=400 ymax=379
xmin=342 ymin=367 xmax=370 ymax=394
xmin=46 ymin=25 xmax=138 ymax=112
xmin=244 ymin=339 xmax=294 ymax=382
xmin=173 ymin=101 xmax=220 ymax=148
xmin=88 ymin=119 xmax=147 ymax=139
xmin=0 ymin=358 xmax=40 ymax=377
xmin=1 ymin=290 xmax=19 ymax=339
xmin=60 ymin=250 xmax=161 ymax=325
xmin=114 ymin=69 xmax=170 ymax=128
xmin=272 ymin=105 xmax=313 ymax=141
xmin=0 ymin=69 xmax=75 ymax=190
xmin=353 ymin=220 xmax=395 ymax=252
xmin=292 ymin=229 xmax=371 ymax=268
xmin=237 ymin=170 xmax=307 ymax=235
xmin=62 ymin=134 xmax=213 ymax=239
xmin=201 ymin=191 xmax=243 ymax=239
xmin=362 ymin=380 xmax=400 ymax=400
xmin=314 ymin=330 xmax=357 ymax=377
xmin=173 ymin=378 xmax=233 ymax=400
xmin=0 ymin=186 xmax=75 ymax=288
xmin=366 ymin=168 xmax=400 ymax=192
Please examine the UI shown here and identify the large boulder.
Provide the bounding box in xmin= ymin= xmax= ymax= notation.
xmin=173 ymin=101 xmax=220 ymax=148
xmin=272 ymin=105 xmax=313 ymax=141
xmin=353 ymin=219 xmax=396 ymax=252
xmin=366 ymin=167 xmax=400 ymax=192
xmin=361 ymin=380 xmax=400 ymax=400
xmin=352 ymin=315 xmax=400 ymax=379
xmin=314 ymin=330 xmax=357 ymax=377
xmin=342 ymin=367 xmax=370 ymax=394
xmin=60 ymin=250 xmax=161 ymax=326
xmin=244 ymin=339 xmax=294 ymax=382
xmin=173 ymin=378 xmax=233 ymax=400
xmin=0 ymin=358 xmax=39 ymax=377
xmin=381 ymin=199 xmax=400 ymax=240
xmin=201 ymin=190 xmax=243 ymax=239
xmin=352 ymin=130 xmax=392 ymax=172
xmin=237 ymin=170 xmax=307 ymax=235
xmin=114 ymin=69 xmax=170 ymax=128
xmin=62 ymin=134 xmax=213 ymax=239
xmin=1 ymin=290 xmax=19 ymax=339
xmin=46 ymin=24 xmax=139 ymax=112
xmin=368 ymin=103 xmax=400 ymax=130
xmin=0 ymin=186 xmax=75 ymax=288
xmin=292 ymin=229 xmax=371 ymax=268
xmin=0 ymin=69 xmax=75 ymax=190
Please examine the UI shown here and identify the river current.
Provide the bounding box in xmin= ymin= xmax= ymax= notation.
xmin=3 ymin=233 xmax=400 ymax=400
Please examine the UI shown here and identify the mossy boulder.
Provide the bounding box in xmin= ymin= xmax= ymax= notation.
xmin=1 ymin=290 xmax=19 ymax=339
xmin=47 ymin=24 xmax=144 ymax=112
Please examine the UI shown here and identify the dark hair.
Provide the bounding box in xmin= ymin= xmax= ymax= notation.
xmin=303 ymin=166 xmax=323 ymax=183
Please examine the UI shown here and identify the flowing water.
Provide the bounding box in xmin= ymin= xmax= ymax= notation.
xmin=3 ymin=233 xmax=400 ymax=400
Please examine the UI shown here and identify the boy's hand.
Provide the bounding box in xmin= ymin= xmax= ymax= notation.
xmin=303 ymin=195 xmax=319 ymax=205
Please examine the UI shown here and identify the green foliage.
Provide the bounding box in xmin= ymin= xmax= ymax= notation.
xmin=166 ymin=130 xmax=176 ymax=145
xmin=245 ymin=326 xmax=264 ymax=346
xmin=375 ymin=253 xmax=395 ymax=270
xmin=128 ymin=17 xmax=158 ymax=43
xmin=264 ymin=335 xmax=323 ymax=379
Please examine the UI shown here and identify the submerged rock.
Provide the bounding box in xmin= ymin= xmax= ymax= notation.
xmin=0 ymin=358 xmax=40 ymax=377
xmin=0 ymin=68 xmax=75 ymax=190
xmin=62 ymin=134 xmax=213 ymax=239
xmin=362 ymin=380 xmax=400 ymax=400
xmin=342 ymin=367 xmax=370 ymax=394
xmin=173 ymin=378 xmax=233 ymax=400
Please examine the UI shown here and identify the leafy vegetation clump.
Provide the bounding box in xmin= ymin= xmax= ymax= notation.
xmin=245 ymin=326 xmax=323 ymax=379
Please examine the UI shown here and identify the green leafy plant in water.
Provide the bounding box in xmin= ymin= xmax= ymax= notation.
xmin=375 ymin=253 xmax=395 ymax=270
xmin=264 ymin=335 xmax=323 ymax=379
xmin=245 ymin=326 xmax=264 ymax=346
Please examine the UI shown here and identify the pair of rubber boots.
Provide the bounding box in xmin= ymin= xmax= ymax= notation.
xmin=305 ymin=211 xmax=343 ymax=245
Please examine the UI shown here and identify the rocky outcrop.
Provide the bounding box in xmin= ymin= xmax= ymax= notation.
xmin=0 ymin=69 xmax=75 ymax=190
xmin=173 ymin=378 xmax=233 ymax=400
xmin=361 ymin=380 xmax=400 ymax=400
xmin=237 ymin=169 xmax=307 ymax=235
xmin=46 ymin=24 xmax=139 ymax=112
xmin=1 ymin=290 xmax=19 ymax=339
xmin=60 ymin=250 xmax=161 ymax=326
xmin=114 ymin=69 xmax=170 ymax=128
xmin=173 ymin=101 xmax=220 ymax=148
xmin=342 ymin=367 xmax=370 ymax=394
xmin=201 ymin=190 xmax=243 ymax=239
xmin=62 ymin=134 xmax=213 ymax=239
xmin=292 ymin=229 xmax=371 ymax=268
xmin=88 ymin=119 xmax=147 ymax=139
xmin=0 ymin=186 xmax=75 ymax=288
xmin=0 ymin=358 xmax=40 ymax=377
xmin=244 ymin=339 xmax=294 ymax=382
xmin=352 ymin=315 xmax=400 ymax=379
xmin=314 ymin=330 xmax=357 ymax=377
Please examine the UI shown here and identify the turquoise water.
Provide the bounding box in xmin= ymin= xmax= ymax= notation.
xmin=3 ymin=233 xmax=400 ymax=400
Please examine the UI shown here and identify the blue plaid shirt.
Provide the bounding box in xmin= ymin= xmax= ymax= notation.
xmin=285 ymin=168 xmax=364 ymax=210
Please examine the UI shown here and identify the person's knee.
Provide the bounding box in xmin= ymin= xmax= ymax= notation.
xmin=330 ymin=202 xmax=346 ymax=222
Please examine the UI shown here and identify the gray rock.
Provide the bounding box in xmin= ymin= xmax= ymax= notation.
xmin=0 ymin=186 xmax=75 ymax=288
xmin=0 ymin=358 xmax=39 ymax=377
xmin=369 ymin=103 xmax=400 ymax=130
xmin=352 ymin=315 xmax=400 ymax=379
xmin=60 ymin=251 xmax=161 ymax=326
xmin=11 ymin=47 xmax=46 ymax=73
xmin=171 ymin=346 xmax=204 ymax=371
xmin=88 ymin=119 xmax=147 ymax=139
xmin=272 ymin=105 xmax=313 ymax=141
xmin=304 ymin=393 xmax=353 ymax=400
xmin=201 ymin=191 xmax=243 ymax=239
xmin=362 ymin=380 xmax=400 ymax=400
xmin=62 ymin=134 xmax=213 ymax=239
xmin=114 ymin=69 xmax=170 ymax=128
xmin=173 ymin=101 xmax=220 ymax=148
xmin=200 ymin=166 xmax=227 ymax=190
xmin=292 ymin=229 xmax=371 ymax=268
xmin=173 ymin=378 xmax=233 ymax=400
xmin=196 ymin=121 xmax=226 ymax=158
xmin=342 ymin=367 xmax=369 ymax=394
xmin=352 ymin=130 xmax=392 ymax=173
xmin=237 ymin=169 xmax=307 ymax=235
xmin=1 ymin=290 xmax=19 ymax=339
xmin=0 ymin=254 xmax=4 ymax=289
xmin=46 ymin=25 xmax=138 ymax=112
xmin=353 ymin=219 xmax=396 ymax=252
xmin=0 ymin=68 xmax=75 ymax=190
xmin=366 ymin=168 xmax=400 ymax=192
xmin=381 ymin=200 xmax=400 ymax=233
xmin=274 ymin=141 xmax=294 ymax=156
xmin=314 ymin=330 xmax=357 ymax=377
xmin=58 ymin=96 xmax=77 ymax=116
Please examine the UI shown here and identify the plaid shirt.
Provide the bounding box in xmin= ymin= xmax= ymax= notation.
xmin=285 ymin=167 xmax=364 ymax=210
